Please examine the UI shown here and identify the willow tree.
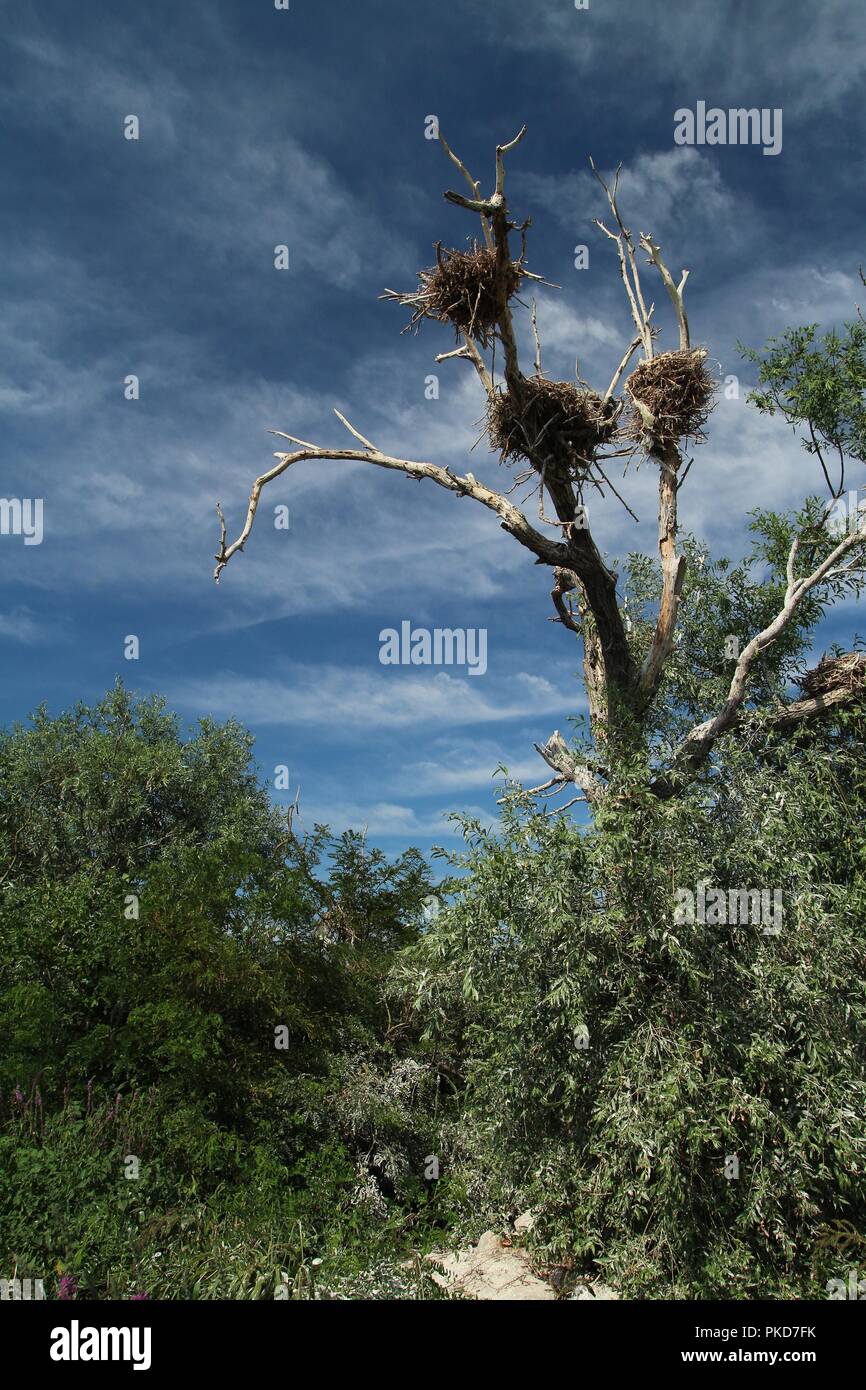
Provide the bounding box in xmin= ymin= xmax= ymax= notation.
xmin=213 ymin=130 xmax=866 ymax=806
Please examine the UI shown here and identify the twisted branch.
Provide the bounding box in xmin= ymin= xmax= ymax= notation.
xmin=213 ymin=411 xmax=569 ymax=583
xmin=651 ymin=526 xmax=866 ymax=797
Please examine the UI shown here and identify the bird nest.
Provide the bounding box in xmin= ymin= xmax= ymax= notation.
xmin=796 ymin=652 xmax=866 ymax=698
xmin=487 ymin=377 xmax=616 ymax=469
xmin=623 ymin=349 xmax=715 ymax=450
xmin=386 ymin=242 xmax=522 ymax=345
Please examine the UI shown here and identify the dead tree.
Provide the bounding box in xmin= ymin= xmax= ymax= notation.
xmin=214 ymin=130 xmax=866 ymax=809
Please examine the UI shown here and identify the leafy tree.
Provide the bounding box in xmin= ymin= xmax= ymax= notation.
xmin=740 ymin=317 xmax=866 ymax=496
xmin=208 ymin=129 xmax=866 ymax=1297
xmin=6 ymin=131 xmax=866 ymax=1300
xmin=213 ymin=129 xmax=866 ymax=806
xmin=394 ymin=561 xmax=866 ymax=1295
xmin=0 ymin=685 xmax=441 ymax=1297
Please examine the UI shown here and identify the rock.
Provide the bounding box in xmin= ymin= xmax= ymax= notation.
xmin=569 ymin=1282 xmax=619 ymax=1300
xmin=513 ymin=1210 xmax=536 ymax=1233
xmin=426 ymin=1230 xmax=556 ymax=1301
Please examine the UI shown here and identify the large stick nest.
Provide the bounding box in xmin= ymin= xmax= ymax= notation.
xmin=388 ymin=242 xmax=522 ymax=345
xmin=796 ymin=652 xmax=866 ymax=698
xmin=623 ymin=349 xmax=715 ymax=450
xmin=487 ymin=377 xmax=616 ymax=469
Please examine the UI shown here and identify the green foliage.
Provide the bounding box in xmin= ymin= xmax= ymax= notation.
xmin=396 ymin=696 xmax=866 ymax=1296
xmin=392 ymin=303 xmax=866 ymax=1298
xmin=0 ymin=1085 xmax=447 ymax=1299
xmin=3 ymin=398 xmax=866 ymax=1304
xmin=391 ymin=421 xmax=866 ymax=1295
xmin=0 ymin=685 xmax=443 ymax=1298
xmin=740 ymin=318 xmax=866 ymax=492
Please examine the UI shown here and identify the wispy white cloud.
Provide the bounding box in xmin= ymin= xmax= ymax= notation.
xmin=286 ymin=796 xmax=494 ymax=840
xmin=395 ymin=753 xmax=544 ymax=795
xmin=520 ymin=148 xmax=759 ymax=269
xmin=757 ymin=269 xmax=861 ymax=326
xmin=0 ymin=607 xmax=48 ymax=644
xmin=475 ymin=0 xmax=866 ymax=117
xmin=517 ymin=295 xmax=622 ymax=382
xmin=4 ymin=200 xmax=861 ymax=643
xmin=2 ymin=0 xmax=863 ymax=863
xmin=166 ymin=663 xmax=577 ymax=732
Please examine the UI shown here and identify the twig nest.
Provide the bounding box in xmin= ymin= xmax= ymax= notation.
xmin=393 ymin=243 xmax=522 ymax=344
xmin=796 ymin=652 xmax=866 ymax=698
xmin=624 ymin=348 xmax=715 ymax=451
xmin=487 ymin=377 xmax=616 ymax=469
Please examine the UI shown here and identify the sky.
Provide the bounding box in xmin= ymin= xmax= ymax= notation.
xmin=2 ymin=0 xmax=865 ymax=858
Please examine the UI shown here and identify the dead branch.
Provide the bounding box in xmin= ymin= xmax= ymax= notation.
xmin=639 ymin=234 xmax=690 ymax=351
xmin=533 ymin=729 xmax=606 ymax=803
xmin=496 ymin=126 xmax=527 ymax=194
xmin=551 ymin=566 xmax=581 ymax=633
xmin=638 ymin=445 xmax=687 ymax=706
xmin=438 ymin=131 xmax=494 ymax=251
xmin=213 ymin=411 xmax=569 ymax=582
xmin=435 ymin=333 xmax=495 ymax=400
xmin=604 ymin=334 xmax=643 ymax=403
xmin=770 ymin=657 xmax=866 ymax=728
xmin=590 ymin=159 xmax=654 ymax=358
xmin=443 ymin=127 xmax=526 ymax=389
xmin=651 ymin=528 xmax=866 ymax=797
xmin=531 ymin=299 xmax=542 ymax=377
xmin=589 ymin=170 xmax=703 ymax=711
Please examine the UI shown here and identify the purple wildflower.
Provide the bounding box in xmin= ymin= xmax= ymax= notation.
xmin=58 ymin=1273 xmax=78 ymax=1301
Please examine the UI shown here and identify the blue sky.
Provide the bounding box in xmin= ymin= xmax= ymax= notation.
xmin=2 ymin=0 xmax=865 ymax=856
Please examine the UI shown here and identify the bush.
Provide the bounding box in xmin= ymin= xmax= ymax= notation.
xmin=397 ymin=715 xmax=866 ymax=1297
xmin=0 ymin=686 xmax=443 ymax=1297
